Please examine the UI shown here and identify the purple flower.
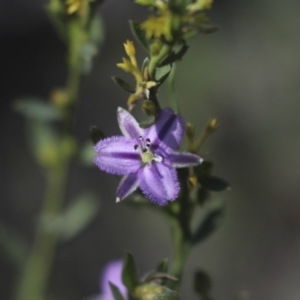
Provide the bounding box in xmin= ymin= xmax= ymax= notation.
xmin=94 ymin=107 xmax=202 ymax=205
xmin=100 ymin=260 xmax=127 ymax=300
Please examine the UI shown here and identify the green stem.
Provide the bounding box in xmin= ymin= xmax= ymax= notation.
xmin=169 ymin=216 xmax=191 ymax=290
xmin=148 ymin=44 xmax=171 ymax=79
xmin=168 ymin=63 xmax=179 ymax=114
xmin=15 ymin=164 xmax=69 ymax=300
xmin=192 ymin=129 xmax=210 ymax=153
xmin=65 ymin=20 xmax=82 ymax=133
xmin=15 ymin=18 xmax=83 ymax=300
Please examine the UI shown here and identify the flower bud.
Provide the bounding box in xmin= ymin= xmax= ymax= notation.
xmin=188 ymin=175 xmax=198 ymax=190
xmin=134 ymin=283 xmax=180 ymax=300
xmin=50 ymin=89 xmax=69 ymax=108
xmin=142 ymin=100 xmax=156 ymax=116
xmin=206 ymin=118 xmax=220 ymax=132
xmin=124 ymin=40 xmax=136 ymax=58
xmin=185 ymin=122 xmax=195 ymax=140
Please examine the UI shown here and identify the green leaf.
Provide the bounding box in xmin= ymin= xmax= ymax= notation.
xmin=129 ymin=20 xmax=149 ymax=52
xmin=197 ymin=187 xmax=210 ymax=206
xmin=182 ymin=25 xmax=218 ymax=40
xmin=192 ymin=204 xmax=224 ymax=245
xmin=109 ymin=282 xmax=125 ymax=300
xmin=0 ymin=223 xmax=28 ymax=267
xmin=141 ymin=57 xmax=150 ymax=73
xmin=159 ymin=44 xmax=189 ymax=67
xmin=167 ymin=63 xmax=179 ymax=113
xmin=194 ymin=161 xmax=229 ymax=192
xmin=122 ymin=252 xmax=139 ymax=293
xmin=79 ymin=141 xmax=95 ymax=165
xmin=14 ymin=98 xmax=61 ymax=121
xmin=193 ymin=270 xmax=212 ymax=297
xmin=156 ymin=258 xmax=169 ymax=273
xmin=90 ymin=126 xmax=105 ymax=145
xmin=81 ymin=43 xmax=98 ymax=74
xmin=139 ymin=116 xmax=156 ymax=128
xmin=41 ymin=193 xmax=100 ymax=241
xmin=26 ymin=120 xmax=59 ymax=166
xmin=89 ymin=16 xmax=105 ymax=45
xmin=199 ymin=175 xmax=230 ymax=192
xmin=144 ymin=272 xmax=178 ymax=285
xmin=155 ymin=64 xmax=172 ymax=85
xmin=199 ymin=24 xmax=218 ymax=34
xmin=112 ymin=77 xmax=135 ymax=93
xmin=194 ymin=161 xmax=214 ymax=176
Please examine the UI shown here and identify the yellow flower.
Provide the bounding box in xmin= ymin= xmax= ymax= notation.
xmin=117 ymin=41 xmax=157 ymax=111
xmin=141 ymin=11 xmax=172 ymax=41
xmin=117 ymin=40 xmax=143 ymax=84
xmin=187 ymin=0 xmax=213 ymax=12
xmin=127 ymin=81 xmax=156 ymax=111
xmin=66 ymin=0 xmax=83 ymax=14
xmin=135 ymin=0 xmax=168 ymax=11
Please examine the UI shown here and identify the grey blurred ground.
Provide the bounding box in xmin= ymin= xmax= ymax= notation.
xmin=1 ymin=0 xmax=300 ymax=299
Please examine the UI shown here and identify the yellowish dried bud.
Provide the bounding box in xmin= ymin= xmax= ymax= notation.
xmin=150 ymin=40 xmax=163 ymax=56
xmin=142 ymin=100 xmax=156 ymax=116
xmin=50 ymin=89 xmax=69 ymax=108
xmin=144 ymin=81 xmax=157 ymax=89
xmin=124 ymin=40 xmax=135 ymax=56
xmin=39 ymin=146 xmax=58 ymax=168
xmin=187 ymin=0 xmax=213 ymax=12
xmin=185 ymin=122 xmax=195 ymax=140
xmin=188 ymin=175 xmax=198 ymax=191
xmin=60 ymin=136 xmax=76 ymax=159
xmin=66 ymin=0 xmax=82 ymax=14
xmin=206 ymin=118 xmax=220 ymax=133
xmin=127 ymin=94 xmax=138 ymax=111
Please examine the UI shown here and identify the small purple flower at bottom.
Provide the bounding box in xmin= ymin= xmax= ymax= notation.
xmin=85 ymin=260 xmax=127 ymax=300
xmin=94 ymin=107 xmax=203 ymax=205
xmin=100 ymin=260 xmax=127 ymax=300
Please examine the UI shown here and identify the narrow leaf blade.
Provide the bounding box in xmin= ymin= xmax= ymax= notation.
xmin=122 ymin=252 xmax=139 ymax=293
xmin=109 ymin=282 xmax=125 ymax=300
xmin=155 ymin=64 xmax=172 ymax=85
xmin=199 ymin=175 xmax=230 ymax=192
xmin=90 ymin=126 xmax=105 ymax=145
xmin=14 ymin=98 xmax=61 ymax=121
xmin=129 ymin=20 xmax=149 ymax=52
xmin=192 ymin=205 xmax=224 ymax=245
xmin=112 ymin=77 xmax=136 ymax=93
xmin=156 ymin=258 xmax=169 ymax=273
xmin=159 ymin=44 xmax=189 ymax=66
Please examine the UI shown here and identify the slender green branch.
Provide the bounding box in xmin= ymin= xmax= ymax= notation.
xmin=169 ymin=215 xmax=191 ymax=290
xmin=15 ymin=163 xmax=69 ymax=300
xmin=192 ymin=119 xmax=220 ymax=153
xmin=148 ymin=44 xmax=171 ymax=79
xmin=168 ymin=63 xmax=179 ymax=113
xmin=15 ymin=16 xmax=83 ymax=300
xmin=193 ymin=130 xmax=210 ymax=153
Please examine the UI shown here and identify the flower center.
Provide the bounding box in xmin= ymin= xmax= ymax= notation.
xmin=141 ymin=151 xmax=154 ymax=164
xmin=134 ymin=136 xmax=163 ymax=165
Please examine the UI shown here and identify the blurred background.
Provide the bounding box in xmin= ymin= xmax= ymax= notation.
xmin=1 ymin=0 xmax=300 ymax=299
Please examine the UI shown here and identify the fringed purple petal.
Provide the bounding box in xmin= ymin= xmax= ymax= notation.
xmin=116 ymin=173 xmax=139 ymax=202
xmin=139 ymin=163 xmax=180 ymax=205
xmin=117 ymin=107 xmax=143 ymax=140
xmin=169 ymin=151 xmax=203 ymax=168
xmin=94 ymin=136 xmax=141 ymax=175
xmin=144 ymin=108 xmax=184 ymax=151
